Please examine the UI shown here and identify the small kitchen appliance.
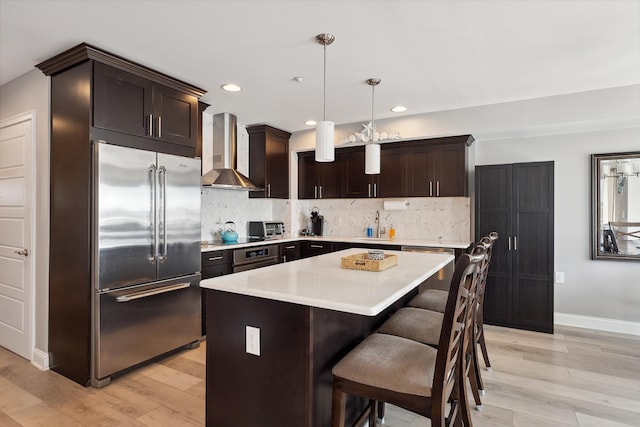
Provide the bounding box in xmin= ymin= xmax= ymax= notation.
xmin=310 ymin=207 xmax=324 ymax=236
xmin=248 ymin=221 xmax=285 ymax=240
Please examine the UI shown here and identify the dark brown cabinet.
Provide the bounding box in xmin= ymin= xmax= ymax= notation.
xmin=280 ymin=242 xmax=301 ymax=262
xmin=298 ymin=151 xmax=343 ymax=199
xmin=300 ymin=241 xmax=334 ymax=258
xmin=36 ymin=43 xmax=205 ymax=386
xmin=93 ymin=62 xmax=199 ymax=149
xmin=475 ymin=161 xmax=554 ymax=333
xmin=201 ymin=250 xmax=232 ymax=279
xmin=298 ymin=135 xmax=472 ymax=199
xmin=407 ymin=138 xmax=470 ymax=197
xmin=201 ymin=250 xmax=232 ymax=336
xmin=247 ymin=125 xmax=291 ymax=199
xmin=341 ymin=144 xmax=407 ymax=198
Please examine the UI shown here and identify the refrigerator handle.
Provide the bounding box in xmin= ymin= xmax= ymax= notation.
xmin=158 ymin=166 xmax=168 ymax=263
xmin=148 ymin=165 xmax=157 ymax=264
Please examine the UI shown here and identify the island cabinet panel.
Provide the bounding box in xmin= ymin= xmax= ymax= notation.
xmin=247 ymin=125 xmax=291 ymax=199
xmin=204 ymin=288 xmax=416 ymax=427
xmin=407 ymin=140 xmax=469 ymax=197
xmin=93 ymin=62 xmax=199 ymax=149
xmin=475 ymin=161 xmax=554 ymax=333
xmin=297 ymin=151 xmax=342 ymax=199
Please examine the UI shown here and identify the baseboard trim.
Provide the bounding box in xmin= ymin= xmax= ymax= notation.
xmin=31 ymin=347 xmax=49 ymax=371
xmin=555 ymin=312 xmax=640 ymax=336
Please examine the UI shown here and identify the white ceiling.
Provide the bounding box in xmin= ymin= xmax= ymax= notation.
xmin=1 ymin=0 xmax=639 ymax=133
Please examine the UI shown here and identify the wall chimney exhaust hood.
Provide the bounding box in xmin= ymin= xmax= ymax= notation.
xmin=201 ymin=113 xmax=262 ymax=191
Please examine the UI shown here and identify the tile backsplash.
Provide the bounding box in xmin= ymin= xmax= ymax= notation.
xmin=294 ymin=197 xmax=470 ymax=241
xmin=201 ymin=188 xmax=289 ymax=241
xmin=202 ymin=188 xmax=470 ymax=242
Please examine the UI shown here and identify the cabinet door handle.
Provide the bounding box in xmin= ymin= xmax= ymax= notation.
xmin=508 ymin=236 xmax=512 ymax=251
xmin=513 ymin=236 xmax=517 ymax=251
xmin=208 ymin=256 xmax=223 ymax=261
xmin=158 ymin=116 xmax=162 ymax=138
xmin=373 ymin=183 xmax=377 ymax=198
xmin=429 ymin=181 xmax=433 ymax=197
xmin=148 ymin=114 xmax=154 ymax=137
xmin=319 ymin=186 xmax=323 ymax=199
xmin=368 ymin=183 xmax=371 ymax=198
xmin=310 ymin=244 xmax=324 ymax=249
xmin=267 ymin=183 xmax=271 ymax=198
xmin=285 ymin=245 xmax=296 ymax=250
xmin=314 ymin=185 xmax=318 ymax=199
xmin=436 ymin=181 xmax=440 ymax=197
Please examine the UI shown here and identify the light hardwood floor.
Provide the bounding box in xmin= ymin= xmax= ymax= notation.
xmin=1 ymin=325 xmax=639 ymax=426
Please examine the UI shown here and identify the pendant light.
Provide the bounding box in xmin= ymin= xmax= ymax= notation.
xmin=315 ymin=33 xmax=335 ymax=162
xmin=365 ymin=78 xmax=381 ymax=174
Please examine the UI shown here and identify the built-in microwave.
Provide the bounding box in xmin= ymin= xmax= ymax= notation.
xmin=248 ymin=221 xmax=285 ymax=240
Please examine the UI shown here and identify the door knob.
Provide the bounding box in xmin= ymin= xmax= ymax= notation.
xmin=15 ymin=248 xmax=29 ymax=256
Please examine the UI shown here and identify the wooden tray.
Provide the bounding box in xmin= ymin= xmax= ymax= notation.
xmin=340 ymin=253 xmax=398 ymax=272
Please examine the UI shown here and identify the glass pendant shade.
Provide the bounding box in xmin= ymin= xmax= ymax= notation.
xmin=365 ymin=143 xmax=380 ymax=174
xmin=315 ymin=121 xmax=335 ymax=162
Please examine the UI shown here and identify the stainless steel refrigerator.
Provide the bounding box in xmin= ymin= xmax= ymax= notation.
xmin=92 ymin=141 xmax=201 ymax=387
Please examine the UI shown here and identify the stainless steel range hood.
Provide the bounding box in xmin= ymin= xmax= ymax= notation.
xmin=201 ymin=113 xmax=262 ymax=191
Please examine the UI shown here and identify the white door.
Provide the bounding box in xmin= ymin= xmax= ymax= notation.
xmin=0 ymin=114 xmax=34 ymax=360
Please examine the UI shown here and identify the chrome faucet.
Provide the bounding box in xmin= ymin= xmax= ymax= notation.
xmin=375 ymin=210 xmax=386 ymax=238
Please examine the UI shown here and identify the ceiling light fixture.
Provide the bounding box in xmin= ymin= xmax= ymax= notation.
xmin=305 ymin=120 xmax=317 ymax=126
xmin=221 ymin=83 xmax=241 ymax=92
xmin=365 ymin=78 xmax=381 ymax=175
xmin=315 ymin=33 xmax=335 ymax=162
xmin=391 ymin=105 xmax=407 ymax=113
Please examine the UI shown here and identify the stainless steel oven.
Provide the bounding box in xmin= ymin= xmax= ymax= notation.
xmin=232 ymin=244 xmax=280 ymax=272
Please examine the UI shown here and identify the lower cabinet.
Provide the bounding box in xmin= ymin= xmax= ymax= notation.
xmin=301 ymin=241 xmax=334 ymax=258
xmin=280 ymin=242 xmax=301 ymax=262
xmin=201 ymin=250 xmax=232 ymax=335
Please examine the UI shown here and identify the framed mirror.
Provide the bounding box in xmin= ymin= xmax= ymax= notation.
xmin=591 ymin=151 xmax=640 ymax=260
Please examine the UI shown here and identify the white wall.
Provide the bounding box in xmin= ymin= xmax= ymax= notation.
xmin=0 ymin=69 xmax=49 ymax=354
xmin=290 ymin=84 xmax=640 ymax=325
xmin=475 ymin=128 xmax=640 ymax=323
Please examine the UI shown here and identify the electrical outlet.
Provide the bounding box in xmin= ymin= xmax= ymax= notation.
xmin=246 ymin=326 xmax=260 ymax=356
xmin=555 ymin=272 xmax=565 ymax=284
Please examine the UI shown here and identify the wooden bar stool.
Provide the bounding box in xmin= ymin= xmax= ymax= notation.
xmin=331 ymin=253 xmax=482 ymax=427
xmin=377 ymin=243 xmax=488 ymax=418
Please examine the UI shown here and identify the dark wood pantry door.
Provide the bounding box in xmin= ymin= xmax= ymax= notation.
xmin=476 ymin=161 xmax=554 ymax=333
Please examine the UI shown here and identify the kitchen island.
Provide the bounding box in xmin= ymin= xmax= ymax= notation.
xmin=200 ymin=248 xmax=453 ymax=426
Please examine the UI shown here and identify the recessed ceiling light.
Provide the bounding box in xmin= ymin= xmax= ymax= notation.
xmin=305 ymin=120 xmax=317 ymax=126
xmin=293 ymin=76 xmax=304 ymax=82
xmin=221 ymin=83 xmax=242 ymax=92
xmin=391 ymin=105 xmax=407 ymax=113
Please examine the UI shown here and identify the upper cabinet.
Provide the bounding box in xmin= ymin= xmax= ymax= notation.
xmin=407 ymin=136 xmax=472 ymax=197
xmin=298 ymin=151 xmax=343 ymax=199
xmin=247 ymin=125 xmax=291 ymax=199
xmin=341 ymin=144 xmax=407 ymax=198
xmin=37 ymin=43 xmax=205 ymax=157
xmin=297 ymin=135 xmax=473 ymax=199
xmin=93 ymin=63 xmax=198 ymax=148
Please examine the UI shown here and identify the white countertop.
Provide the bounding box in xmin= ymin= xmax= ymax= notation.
xmin=201 ymin=236 xmax=471 ymax=252
xmin=200 ymin=248 xmax=454 ymax=316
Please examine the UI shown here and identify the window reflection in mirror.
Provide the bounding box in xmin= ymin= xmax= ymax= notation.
xmin=592 ymin=152 xmax=640 ymax=260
